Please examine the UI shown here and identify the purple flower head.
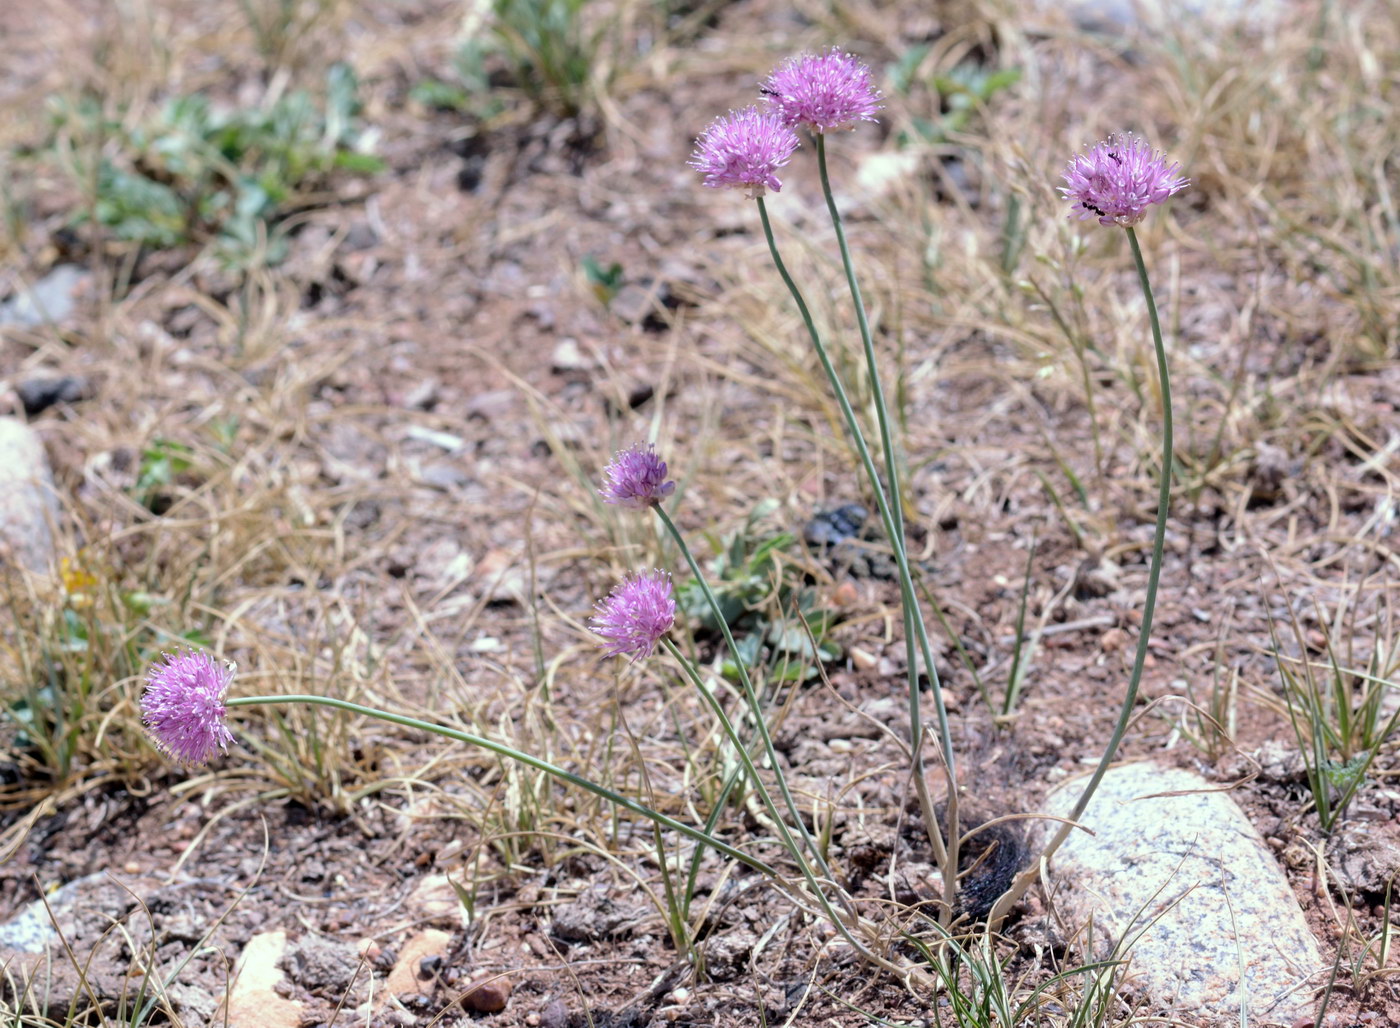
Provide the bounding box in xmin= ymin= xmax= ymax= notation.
xmin=600 ymin=443 xmax=676 ymax=510
xmin=591 ymin=570 xmax=676 ymax=663
xmin=141 ymin=651 xmax=236 ymax=766
xmin=689 ymin=107 xmax=800 ymax=197
xmin=762 ymin=48 xmax=882 ymax=134
xmin=1060 ymin=133 xmax=1189 ymax=228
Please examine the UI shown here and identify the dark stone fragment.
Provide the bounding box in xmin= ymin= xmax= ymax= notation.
xmin=803 ymin=504 xmax=869 ymax=547
xmin=18 ymin=376 xmax=88 ymax=415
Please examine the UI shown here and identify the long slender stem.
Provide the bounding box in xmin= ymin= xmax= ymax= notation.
xmin=225 ymin=694 xmax=774 ymax=876
xmin=814 ymin=135 xmax=961 ymax=915
xmin=986 ymin=225 xmax=1174 ymax=929
xmin=652 ymin=506 xmax=840 ymax=893
xmin=754 ymin=195 xmax=955 ymax=890
xmin=814 ymin=135 xmax=904 ymax=540
xmin=660 ymin=638 xmax=869 ymax=949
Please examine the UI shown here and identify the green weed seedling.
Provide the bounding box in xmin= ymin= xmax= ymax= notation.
xmin=49 ymin=63 xmax=381 ymax=270
xmin=416 ymin=0 xmax=615 ymax=121
xmin=1267 ymin=588 xmax=1400 ymax=832
xmin=675 ymin=500 xmax=842 ymax=685
xmin=888 ymin=48 xmax=1022 ymax=149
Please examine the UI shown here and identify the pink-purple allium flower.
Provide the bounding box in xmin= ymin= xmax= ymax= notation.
xmin=141 ymin=651 xmax=236 ymax=766
xmin=762 ymin=48 xmax=882 ymax=134
xmin=688 ymin=106 xmax=800 ymax=197
xmin=600 ymin=443 xmax=676 ymax=510
xmin=1060 ymin=133 xmax=1190 ymax=228
xmin=591 ymin=570 xmax=676 ymax=662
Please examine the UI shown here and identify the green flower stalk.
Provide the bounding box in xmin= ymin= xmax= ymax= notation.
xmin=985 ymin=134 xmax=1188 ymax=930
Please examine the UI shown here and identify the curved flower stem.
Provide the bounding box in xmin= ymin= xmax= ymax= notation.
xmin=652 ymin=506 xmax=844 ymax=901
xmin=985 ymin=225 xmax=1174 ymax=930
xmin=224 ymin=694 xmax=775 ymax=877
xmin=754 ymin=194 xmax=957 ymax=911
xmin=813 ymin=134 xmax=961 ymax=910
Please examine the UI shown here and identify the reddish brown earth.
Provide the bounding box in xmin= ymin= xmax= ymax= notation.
xmin=1 ymin=0 xmax=1398 ymax=1026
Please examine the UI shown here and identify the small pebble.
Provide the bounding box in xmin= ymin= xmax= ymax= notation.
xmin=850 ymin=646 xmax=877 ymax=670
xmin=462 ymin=976 xmax=511 ymax=1013
xmin=1100 ymin=627 xmax=1129 ymax=653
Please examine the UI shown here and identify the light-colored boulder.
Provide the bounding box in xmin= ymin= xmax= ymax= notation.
xmin=1039 ymin=763 xmax=1319 ymax=1025
xmin=0 ymin=417 xmax=59 ymax=573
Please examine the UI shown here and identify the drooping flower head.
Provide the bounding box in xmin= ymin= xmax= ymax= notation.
xmin=591 ymin=570 xmax=676 ymax=662
xmin=1060 ymin=133 xmax=1189 ymax=228
xmin=689 ymin=107 xmax=800 ymax=197
xmin=600 ymin=443 xmax=675 ymax=510
xmin=141 ymin=651 xmax=236 ymax=766
xmin=762 ymin=48 xmax=882 ymax=134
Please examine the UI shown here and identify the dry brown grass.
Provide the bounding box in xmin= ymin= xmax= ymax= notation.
xmin=1 ymin=0 xmax=1398 ymax=1024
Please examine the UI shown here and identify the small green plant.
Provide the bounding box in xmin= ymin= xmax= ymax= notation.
xmin=675 ymin=500 xmax=842 ymax=684
xmin=581 ymin=254 xmax=625 ymax=305
xmin=410 ymin=38 xmax=504 ymax=118
xmin=49 ymin=63 xmax=381 ymax=269
xmin=1264 ymin=589 xmax=1400 ymax=831
xmin=0 ymin=558 xmax=209 ymax=792
xmin=414 ymin=0 xmax=615 ymax=121
xmin=489 ymin=0 xmax=608 ymax=118
xmin=888 ymin=49 xmax=1022 ymax=148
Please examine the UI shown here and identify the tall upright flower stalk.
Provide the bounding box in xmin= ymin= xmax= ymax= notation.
xmin=986 ymin=133 xmax=1188 ymax=929
xmin=695 ymin=53 xmax=963 ymax=915
xmin=815 ymin=108 xmax=961 ymax=914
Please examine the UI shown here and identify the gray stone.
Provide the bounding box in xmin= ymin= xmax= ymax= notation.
xmin=0 ymin=417 xmax=59 ymax=573
xmin=17 ymin=375 xmax=89 ymax=416
xmin=0 ymin=872 xmax=108 ymax=953
xmin=1038 ymin=764 xmax=1319 ymax=1025
xmin=0 ymin=265 xmax=90 ymax=327
xmin=1028 ymin=0 xmax=1285 ymax=33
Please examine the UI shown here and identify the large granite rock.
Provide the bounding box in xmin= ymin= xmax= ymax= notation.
xmin=1039 ymin=764 xmax=1319 ymax=1025
xmin=0 ymin=418 xmax=59 ymax=573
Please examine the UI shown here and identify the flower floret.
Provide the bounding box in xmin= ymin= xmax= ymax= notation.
xmin=689 ymin=107 xmax=800 ymax=196
xmin=600 ymin=443 xmax=676 ymax=509
xmin=591 ymin=570 xmax=676 ymax=662
xmin=1060 ymin=132 xmax=1189 ymax=227
xmin=141 ymin=651 xmax=236 ymax=766
xmin=762 ymin=48 xmax=882 ymax=133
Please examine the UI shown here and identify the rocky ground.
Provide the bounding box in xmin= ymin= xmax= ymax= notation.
xmin=1 ymin=0 xmax=1398 ymax=1025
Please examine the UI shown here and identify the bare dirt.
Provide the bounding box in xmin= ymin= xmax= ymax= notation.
xmin=1 ymin=0 xmax=1398 ymax=1026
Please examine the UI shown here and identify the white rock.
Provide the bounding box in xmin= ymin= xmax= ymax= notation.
xmin=0 ymin=265 xmax=89 ymax=327
xmin=0 ymin=418 xmax=59 ymax=573
xmin=1037 ymin=763 xmax=1319 ymax=1024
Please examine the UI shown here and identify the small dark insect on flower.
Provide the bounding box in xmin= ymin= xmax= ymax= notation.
xmin=1107 ymin=151 xmax=1122 ymax=164
xmin=1084 ymin=202 xmax=1107 ymax=217
xmin=758 ymin=86 xmax=778 ymax=97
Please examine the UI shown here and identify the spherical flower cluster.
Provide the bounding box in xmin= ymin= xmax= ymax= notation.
xmin=688 ymin=107 xmax=800 ymax=196
xmin=141 ymin=651 xmax=236 ymax=766
xmin=1061 ymin=133 xmax=1189 ymax=228
xmin=599 ymin=443 xmax=676 ymax=510
xmin=591 ymin=570 xmax=676 ymax=662
xmin=762 ymin=48 xmax=882 ymax=133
